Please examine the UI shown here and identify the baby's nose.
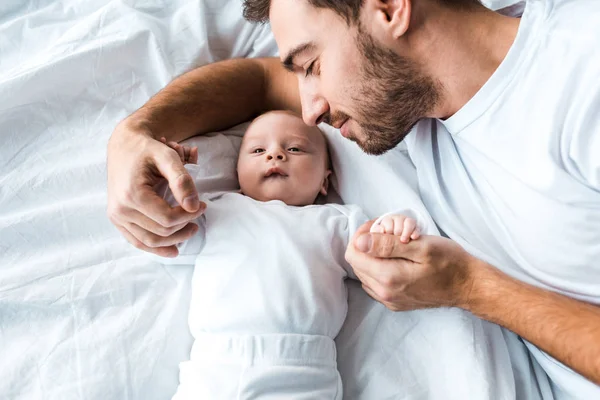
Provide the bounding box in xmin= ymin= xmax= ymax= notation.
xmin=267 ymin=152 xmax=285 ymax=161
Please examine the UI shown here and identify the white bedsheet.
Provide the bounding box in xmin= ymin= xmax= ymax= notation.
xmin=1 ymin=1 xmax=538 ymax=399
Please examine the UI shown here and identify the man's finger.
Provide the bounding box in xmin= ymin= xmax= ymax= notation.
xmin=116 ymin=225 xmax=179 ymax=258
xmin=135 ymin=187 xmax=205 ymax=228
xmin=352 ymin=219 xmax=377 ymax=248
xmin=126 ymin=208 xmax=188 ymax=237
xmin=154 ymin=149 xmax=200 ymax=212
xmin=354 ymin=231 xmax=427 ymax=259
xmin=354 ymin=219 xmax=377 ymax=237
xmin=126 ymin=221 xmax=198 ymax=248
xmin=346 ymin=242 xmax=414 ymax=285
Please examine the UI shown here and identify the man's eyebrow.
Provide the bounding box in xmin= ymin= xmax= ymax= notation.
xmin=282 ymin=42 xmax=316 ymax=72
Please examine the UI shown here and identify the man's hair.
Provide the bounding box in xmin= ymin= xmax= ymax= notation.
xmin=243 ymin=0 xmax=481 ymax=24
xmin=243 ymin=0 xmax=362 ymax=23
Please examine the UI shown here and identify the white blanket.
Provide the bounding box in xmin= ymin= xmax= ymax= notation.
xmin=1 ymin=1 xmax=534 ymax=399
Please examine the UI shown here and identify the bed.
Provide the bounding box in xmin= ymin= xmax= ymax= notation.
xmin=0 ymin=1 xmax=539 ymax=399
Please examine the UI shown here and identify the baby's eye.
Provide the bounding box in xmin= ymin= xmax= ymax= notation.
xmin=288 ymin=147 xmax=301 ymax=152
xmin=253 ymin=148 xmax=265 ymax=154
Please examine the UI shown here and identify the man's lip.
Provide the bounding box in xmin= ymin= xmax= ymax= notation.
xmin=332 ymin=118 xmax=348 ymax=130
xmin=340 ymin=120 xmax=350 ymax=138
xmin=264 ymin=167 xmax=288 ymax=177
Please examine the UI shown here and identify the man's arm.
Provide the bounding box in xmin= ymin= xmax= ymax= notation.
xmin=468 ymin=258 xmax=600 ymax=384
xmin=346 ymin=222 xmax=600 ymax=385
xmin=124 ymin=57 xmax=300 ymax=142
xmin=107 ymin=58 xmax=299 ymax=257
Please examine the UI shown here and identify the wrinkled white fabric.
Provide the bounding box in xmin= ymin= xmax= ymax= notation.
xmin=173 ymin=334 xmax=342 ymax=400
xmin=158 ymin=180 xmax=368 ymax=399
xmin=1 ymin=0 xmax=538 ymax=399
xmin=406 ymin=0 xmax=600 ymax=398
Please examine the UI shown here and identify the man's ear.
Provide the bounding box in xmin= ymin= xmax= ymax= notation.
xmin=320 ymin=170 xmax=332 ymax=196
xmin=362 ymin=0 xmax=412 ymax=43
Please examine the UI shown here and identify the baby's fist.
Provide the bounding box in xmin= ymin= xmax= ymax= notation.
xmin=370 ymin=214 xmax=420 ymax=243
xmin=160 ymin=137 xmax=198 ymax=164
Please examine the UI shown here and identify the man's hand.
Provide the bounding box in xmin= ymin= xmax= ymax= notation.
xmin=346 ymin=220 xmax=474 ymax=311
xmin=107 ymin=121 xmax=206 ymax=257
xmin=348 ymin=221 xmax=600 ymax=384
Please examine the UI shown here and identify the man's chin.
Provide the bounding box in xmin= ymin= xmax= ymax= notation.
xmin=352 ymin=125 xmax=414 ymax=156
xmin=350 ymin=136 xmax=394 ymax=156
xmin=342 ymin=126 xmax=392 ymax=156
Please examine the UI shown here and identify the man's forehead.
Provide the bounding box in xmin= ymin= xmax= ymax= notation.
xmin=270 ymin=0 xmax=322 ymax=60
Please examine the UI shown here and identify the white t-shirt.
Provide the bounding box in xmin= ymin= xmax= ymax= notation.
xmin=172 ymin=191 xmax=368 ymax=340
xmin=406 ymin=0 xmax=599 ymax=397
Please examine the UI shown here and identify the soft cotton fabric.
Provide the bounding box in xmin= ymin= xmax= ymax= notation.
xmin=159 ymin=169 xmax=370 ymax=398
xmin=172 ymin=333 xmax=342 ymax=400
xmin=406 ymin=0 xmax=600 ymax=397
xmin=0 ymin=0 xmax=541 ymax=398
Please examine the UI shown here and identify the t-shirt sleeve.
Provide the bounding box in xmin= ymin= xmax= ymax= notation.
xmin=569 ymin=124 xmax=600 ymax=190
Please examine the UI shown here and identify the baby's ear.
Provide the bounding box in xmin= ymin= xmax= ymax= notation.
xmin=320 ymin=170 xmax=332 ymax=196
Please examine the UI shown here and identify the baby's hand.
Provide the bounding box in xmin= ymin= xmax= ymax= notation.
xmin=370 ymin=214 xmax=420 ymax=243
xmin=160 ymin=137 xmax=198 ymax=164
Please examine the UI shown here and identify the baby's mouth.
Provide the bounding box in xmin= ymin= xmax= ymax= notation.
xmin=264 ymin=167 xmax=288 ymax=178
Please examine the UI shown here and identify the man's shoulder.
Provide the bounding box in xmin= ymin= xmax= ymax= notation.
xmin=543 ymin=0 xmax=600 ymax=35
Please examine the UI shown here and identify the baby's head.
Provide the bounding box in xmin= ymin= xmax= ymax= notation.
xmin=237 ymin=111 xmax=331 ymax=206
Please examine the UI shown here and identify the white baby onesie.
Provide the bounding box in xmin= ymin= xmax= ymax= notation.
xmin=162 ymin=187 xmax=369 ymax=400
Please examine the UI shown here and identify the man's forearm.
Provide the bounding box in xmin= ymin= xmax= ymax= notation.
xmin=466 ymin=259 xmax=600 ymax=384
xmin=126 ymin=57 xmax=297 ymax=142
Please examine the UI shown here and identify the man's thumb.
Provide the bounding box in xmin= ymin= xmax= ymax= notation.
xmin=155 ymin=150 xmax=200 ymax=212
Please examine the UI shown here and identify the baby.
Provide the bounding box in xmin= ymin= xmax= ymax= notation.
xmin=159 ymin=111 xmax=421 ymax=399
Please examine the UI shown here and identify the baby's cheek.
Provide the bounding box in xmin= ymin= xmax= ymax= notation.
xmin=238 ymin=170 xmax=259 ymax=196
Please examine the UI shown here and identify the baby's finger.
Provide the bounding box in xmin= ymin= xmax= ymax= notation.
xmin=410 ymin=228 xmax=421 ymax=240
xmin=168 ymin=141 xmax=185 ymax=162
xmin=370 ymin=223 xmax=385 ymax=234
xmin=401 ymin=218 xmax=417 ymax=243
xmin=183 ymin=145 xmax=191 ymax=163
xmin=190 ymin=146 xmax=198 ymax=164
xmin=380 ymin=216 xmax=395 ymax=234
xmin=392 ymin=215 xmax=407 ymax=236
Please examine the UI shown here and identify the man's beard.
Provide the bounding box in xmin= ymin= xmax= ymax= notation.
xmin=344 ymin=25 xmax=441 ymax=155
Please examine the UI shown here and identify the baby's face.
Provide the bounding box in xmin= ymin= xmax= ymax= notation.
xmin=237 ymin=112 xmax=331 ymax=206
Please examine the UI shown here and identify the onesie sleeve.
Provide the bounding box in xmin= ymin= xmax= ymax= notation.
xmin=340 ymin=205 xmax=370 ymax=280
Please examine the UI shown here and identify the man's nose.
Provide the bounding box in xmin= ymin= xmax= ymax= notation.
xmin=300 ymin=81 xmax=329 ymax=126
